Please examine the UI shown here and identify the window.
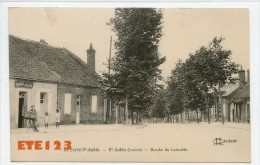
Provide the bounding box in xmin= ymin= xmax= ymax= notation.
xmin=64 ymin=93 xmax=72 ymax=114
xmin=40 ymin=93 xmax=46 ymax=104
xmin=76 ymin=95 xmax=81 ymax=106
xmin=19 ymin=91 xmax=26 ymax=98
xmin=91 ymin=95 xmax=97 ymax=113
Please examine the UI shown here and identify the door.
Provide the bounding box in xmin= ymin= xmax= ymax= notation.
xmin=18 ymin=91 xmax=27 ymax=128
xmin=76 ymin=95 xmax=81 ymax=124
xmin=76 ymin=112 xmax=80 ymax=124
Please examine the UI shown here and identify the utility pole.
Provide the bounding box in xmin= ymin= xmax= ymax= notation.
xmin=108 ymin=36 xmax=112 ymax=123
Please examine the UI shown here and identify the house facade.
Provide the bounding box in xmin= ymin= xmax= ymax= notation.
xmin=230 ymin=82 xmax=250 ymax=123
xmin=9 ymin=35 xmax=105 ymax=128
xmin=57 ymin=84 xmax=105 ymax=124
xmin=9 ymin=79 xmax=58 ymax=128
xmin=218 ymin=69 xmax=250 ymax=123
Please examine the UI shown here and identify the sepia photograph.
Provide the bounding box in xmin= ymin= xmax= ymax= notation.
xmin=8 ymin=7 xmax=251 ymax=162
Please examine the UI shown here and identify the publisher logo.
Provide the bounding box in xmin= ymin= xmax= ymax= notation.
xmin=213 ymin=138 xmax=224 ymax=145
xmin=213 ymin=138 xmax=237 ymax=146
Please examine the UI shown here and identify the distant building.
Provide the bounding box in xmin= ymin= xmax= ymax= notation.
xmin=9 ymin=35 xmax=106 ymax=128
xmin=187 ymin=68 xmax=250 ymax=123
xmin=217 ymin=69 xmax=250 ymax=123
xmin=229 ymin=69 xmax=250 ymax=123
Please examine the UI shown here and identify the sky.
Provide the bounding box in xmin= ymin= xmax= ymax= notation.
xmin=9 ymin=8 xmax=249 ymax=80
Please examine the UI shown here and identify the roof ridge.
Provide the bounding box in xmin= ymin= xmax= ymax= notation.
xmin=9 ymin=34 xmax=63 ymax=51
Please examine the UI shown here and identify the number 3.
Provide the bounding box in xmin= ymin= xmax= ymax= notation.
xmin=64 ymin=141 xmax=72 ymax=150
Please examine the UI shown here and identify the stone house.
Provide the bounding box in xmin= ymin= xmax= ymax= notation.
xmin=9 ymin=35 xmax=105 ymax=128
xmin=218 ymin=69 xmax=250 ymax=123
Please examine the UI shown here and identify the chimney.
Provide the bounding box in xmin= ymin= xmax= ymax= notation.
xmin=86 ymin=43 xmax=96 ymax=73
xmin=247 ymin=69 xmax=250 ymax=83
xmin=237 ymin=69 xmax=245 ymax=86
xmin=40 ymin=39 xmax=48 ymax=45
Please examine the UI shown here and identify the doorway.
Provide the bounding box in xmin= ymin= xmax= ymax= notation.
xmin=76 ymin=95 xmax=81 ymax=124
xmin=18 ymin=91 xmax=27 ymax=128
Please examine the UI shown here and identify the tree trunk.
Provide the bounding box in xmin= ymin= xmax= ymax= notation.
xmin=218 ymin=84 xmax=224 ymax=125
xmin=136 ymin=110 xmax=139 ymax=124
xmin=109 ymin=100 xmax=112 ymax=123
xmin=208 ymin=107 xmax=211 ymax=124
xmin=115 ymin=104 xmax=118 ymax=124
xmin=204 ymin=110 xmax=207 ymax=122
xmin=206 ymin=96 xmax=210 ymax=124
xmin=187 ymin=110 xmax=190 ymax=124
xmin=227 ymin=102 xmax=230 ymax=122
xmin=131 ymin=109 xmax=134 ymax=125
xmin=202 ymin=111 xmax=204 ymax=122
xmin=123 ymin=107 xmax=125 ymax=122
xmin=238 ymin=104 xmax=241 ymax=123
xmin=235 ymin=104 xmax=238 ymax=123
xmin=216 ymin=99 xmax=219 ymax=122
xmin=196 ymin=109 xmax=199 ymax=124
xmin=125 ymin=96 xmax=128 ymax=123
xmin=105 ymin=99 xmax=109 ymax=124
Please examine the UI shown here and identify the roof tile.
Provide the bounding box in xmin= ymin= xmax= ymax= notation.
xmin=9 ymin=35 xmax=100 ymax=87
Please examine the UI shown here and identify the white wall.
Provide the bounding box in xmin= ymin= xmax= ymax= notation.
xmin=9 ymin=79 xmax=57 ymax=127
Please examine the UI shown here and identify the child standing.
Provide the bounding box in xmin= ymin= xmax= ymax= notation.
xmin=44 ymin=112 xmax=49 ymax=128
xmin=55 ymin=109 xmax=60 ymax=128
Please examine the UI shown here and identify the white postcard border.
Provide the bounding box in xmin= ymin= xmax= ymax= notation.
xmin=1 ymin=1 xmax=260 ymax=165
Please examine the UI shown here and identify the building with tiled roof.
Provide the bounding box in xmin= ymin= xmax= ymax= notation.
xmin=230 ymin=83 xmax=250 ymax=123
xmin=213 ymin=69 xmax=250 ymax=123
xmin=207 ymin=69 xmax=250 ymax=123
xmin=9 ymin=35 xmax=105 ymax=128
xmin=231 ymin=84 xmax=250 ymax=103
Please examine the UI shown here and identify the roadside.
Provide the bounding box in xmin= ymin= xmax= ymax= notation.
xmin=200 ymin=122 xmax=250 ymax=130
xmin=10 ymin=123 xmax=148 ymax=134
xmin=10 ymin=121 xmax=249 ymax=134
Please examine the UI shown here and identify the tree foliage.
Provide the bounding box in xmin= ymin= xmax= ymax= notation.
xmin=166 ymin=37 xmax=238 ymax=123
xmin=102 ymin=8 xmax=166 ymax=123
xmin=150 ymin=89 xmax=167 ymax=119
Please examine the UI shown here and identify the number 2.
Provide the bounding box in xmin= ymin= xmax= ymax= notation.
xmin=54 ymin=141 xmax=61 ymax=150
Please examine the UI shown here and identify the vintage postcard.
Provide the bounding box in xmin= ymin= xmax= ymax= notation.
xmin=8 ymin=7 xmax=250 ymax=162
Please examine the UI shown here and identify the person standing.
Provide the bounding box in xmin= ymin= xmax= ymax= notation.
xmin=29 ymin=105 xmax=39 ymax=132
xmin=44 ymin=112 xmax=49 ymax=129
xmin=55 ymin=109 xmax=61 ymax=128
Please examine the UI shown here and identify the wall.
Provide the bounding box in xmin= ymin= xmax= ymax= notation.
xmin=229 ymin=101 xmax=249 ymax=123
xmin=57 ymin=84 xmax=104 ymax=125
xmin=10 ymin=79 xmax=57 ymax=128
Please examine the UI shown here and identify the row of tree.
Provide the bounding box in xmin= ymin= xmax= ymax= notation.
xmin=100 ymin=8 xmax=239 ymax=125
xmin=151 ymin=37 xmax=239 ymax=124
